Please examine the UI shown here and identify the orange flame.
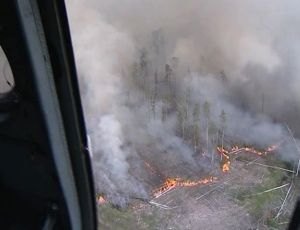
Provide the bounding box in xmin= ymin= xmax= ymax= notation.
xmin=153 ymin=176 xmax=215 ymax=198
xmin=230 ymin=144 xmax=278 ymax=156
xmin=216 ymin=147 xmax=231 ymax=172
xmin=97 ymin=195 xmax=106 ymax=205
xmin=216 ymin=144 xmax=278 ymax=172
xmin=216 ymin=147 xmax=230 ymax=159
xmin=222 ymin=161 xmax=230 ymax=172
xmin=96 ymin=144 xmax=279 ymax=202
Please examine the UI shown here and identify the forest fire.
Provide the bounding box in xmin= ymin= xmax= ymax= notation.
xmin=150 ymin=143 xmax=278 ymax=198
xmin=216 ymin=147 xmax=231 ymax=172
xmin=222 ymin=161 xmax=230 ymax=172
xmin=97 ymin=195 xmax=107 ymax=205
xmin=143 ymin=159 xmax=216 ymax=198
xmin=153 ymin=176 xmax=215 ymax=198
xmin=230 ymin=144 xmax=278 ymax=156
xmin=216 ymin=144 xmax=278 ymax=172
xmin=96 ymin=144 xmax=279 ymax=204
xmin=216 ymin=147 xmax=230 ymax=159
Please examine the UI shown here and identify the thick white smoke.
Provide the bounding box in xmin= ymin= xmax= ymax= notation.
xmin=66 ymin=0 xmax=300 ymax=204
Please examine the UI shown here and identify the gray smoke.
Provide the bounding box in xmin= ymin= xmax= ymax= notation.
xmin=66 ymin=0 xmax=300 ymax=204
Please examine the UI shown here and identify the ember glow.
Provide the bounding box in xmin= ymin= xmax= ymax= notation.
xmin=222 ymin=161 xmax=231 ymax=172
xmin=153 ymin=176 xmax=215 ymax=198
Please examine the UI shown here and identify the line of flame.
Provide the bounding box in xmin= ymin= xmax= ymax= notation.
xmin=98 ymin=144 xmax=279 ymax=202
xmin=216 ymin=144 xmax=279 ymax=172
xmin=153 ymin=176 xmax=215 ymax=198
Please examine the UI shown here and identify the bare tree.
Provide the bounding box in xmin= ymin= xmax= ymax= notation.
xmin=209 ymin=121 xmax=218 ymax=166
xmin=165 ymin=64 xmax=172 ymax=85
xmin=185 ymin=87 xmax=191 ymax=121
xmin=154 ymin=70 xmax=158 ymax=96
xmin=140 ymin=48 xmax=148 ymax=92
xmin=220 ymin=109 xmax=227 ymax=151
xmin=150 ymin=90 xmax=156 ymax=120
xmin=177 ymin=104 xmax=186 ymax=138
xmin=161 ymin=103 xmax=167 ymax=122
xmin=193 ymin=103 xmax=201 ymax=152
xmin=204 ymin=100 xmax=210 ymax=155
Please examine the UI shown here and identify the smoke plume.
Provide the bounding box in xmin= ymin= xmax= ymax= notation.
xmin=66 ymin=0 xmax=300 ymax=205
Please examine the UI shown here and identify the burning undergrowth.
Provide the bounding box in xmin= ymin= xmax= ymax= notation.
xmin=66 ymin=0 xmax=300 ymax=210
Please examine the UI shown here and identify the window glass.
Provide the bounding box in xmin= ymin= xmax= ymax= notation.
xmin=0 ymin=46 xmax=14 ymax=94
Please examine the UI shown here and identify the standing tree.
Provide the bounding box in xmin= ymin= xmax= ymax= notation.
xmin=165 ymin=64 xmax=172 ymax=84
xmin=149 ymin=71 xmax=159 ymax=120
xmin=150 ymin=90 xmax=156 ymax=120
xmin=204 ymin=100 xmax=216 ymax=167
xmin=203 ymin=100 xmax=210 ymax=155
xmin=139 ymin=48 xmax=148 ymax=92
xmin=220 ymin=109 xmax=227 ymax=151
xmin=185 ymin=87 xmax=191 ymax=122
xmin=132 ymin=62 xmax=139 ymax=86
xmin=171 ymin=57 xmax=179 ymax=86
xmin=209 ymin=121 xmax=218 ymax=166
xmin=165 ymin=64 xmax=174 ymax=101
xmin=154 ymin=70 xmax=158 ymax=96
xmin=177 ymin=104 xmax=186 ymax=139
xmin=177 ymin=88 xmax=191 ymax=140
xmin=161 ymin=93 xmax=170 ymax=122
xmin=193 ymin=103 xmax=201 ymax=152
xmin=261 ymin=93 xmax=265 ymax=114
xmin=161 ymin=103 xmax=167 ymax=122
xmin=162 ymin=93 xmax=172 ymax=122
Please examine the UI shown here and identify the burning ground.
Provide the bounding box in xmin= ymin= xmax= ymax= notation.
xmin=97 ymin=151 xmax=297 ymax=229
xmin=66 ymin=0 xmax=300 ymax=229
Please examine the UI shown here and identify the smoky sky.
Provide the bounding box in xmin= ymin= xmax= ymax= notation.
xmin=66 ymin=0 xmax=300 ymax=204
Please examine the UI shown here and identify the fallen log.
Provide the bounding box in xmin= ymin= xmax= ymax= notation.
xmin=242 ymin=183 xmax=289 ymax=198
xmin=274 ymin=182 xmax=293 ymax=220
xmin=239 ymin=159 xmax=294 ymax=173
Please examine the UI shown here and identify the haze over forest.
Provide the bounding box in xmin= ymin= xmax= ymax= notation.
xmin=66 ymin=0 xmax=300 ymax=219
